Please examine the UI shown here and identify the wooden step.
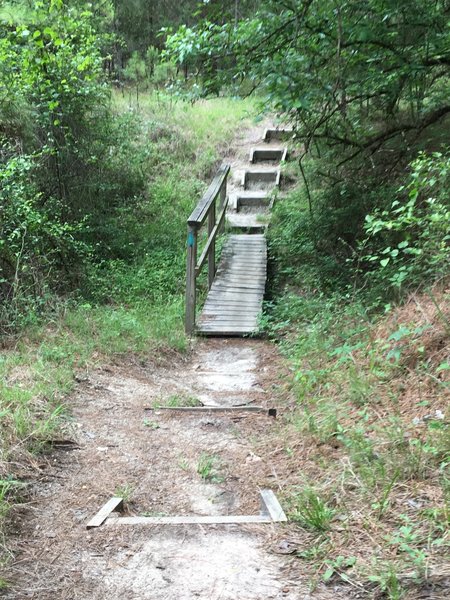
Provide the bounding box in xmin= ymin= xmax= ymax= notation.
xmin=250 ymin=147 xmax=287 ymax=163
xmin=226 ymin=213 xmax=268 ymax=230
xmin=263 ymin=127 xmax=294 ymax=142
xmin=242 ymin=169 xmax=281 ymax=190
xmin=234 ymin=191 xmax=271 ymax=210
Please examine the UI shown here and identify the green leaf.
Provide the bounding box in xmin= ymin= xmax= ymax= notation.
xmin=388 ymin=326 xmax=411 ymax=341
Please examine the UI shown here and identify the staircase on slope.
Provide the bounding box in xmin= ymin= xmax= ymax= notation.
xmin=196 ymin=127 xmax=289 ymax=336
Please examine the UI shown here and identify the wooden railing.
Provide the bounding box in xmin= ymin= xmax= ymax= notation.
xmin=185 ymin=164 xmax=230 ymax=334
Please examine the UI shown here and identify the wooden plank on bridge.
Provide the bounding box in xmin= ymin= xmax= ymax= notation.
xmin=197 ymin=234 xmax=266 ymax=336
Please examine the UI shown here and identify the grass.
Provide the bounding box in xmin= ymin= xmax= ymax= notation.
xmin=289 ymin=488 xmax=335 ymax=532
xmin=263 ymin=286 xmax=449 ymax=598
xmin=113 ymin=91 xmax=256 ymax=163
xmin=114 ymin=484 xmax=134 ymax=503
xmin=177 ymin=456 xmax=190 ymax=472
xmin=0 ymin=578 xmax=9 ymax=590
xmin=196 ymin=453 xmax=224 ymax=483
xmin=0 ymin=480 xmax=25 ymax=519
xmin=367 ymin=563 xmax=405 ymax=600
xmin=143 ymin=418 xmax=160 ymax=430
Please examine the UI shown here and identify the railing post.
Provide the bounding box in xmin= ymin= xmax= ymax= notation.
xmin=218 ymin=175 xmax=227 ymax=235
xmin=207 ymin=199 xmax=216 ymax=289
xmin=185 ymin=224 xmax=197 ymax=335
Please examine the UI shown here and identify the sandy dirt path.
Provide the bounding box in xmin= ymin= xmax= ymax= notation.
xmin=5 ymin=340 xmax=350 ymax=599
xmin=4 ymin=122 xmax=355 ymax=600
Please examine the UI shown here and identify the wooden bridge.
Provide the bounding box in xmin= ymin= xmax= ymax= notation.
xmin=185 ymin=127 xmax=291 ymax=336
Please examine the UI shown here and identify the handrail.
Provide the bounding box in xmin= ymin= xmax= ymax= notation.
xmin=185 ymin=164 xmax=230 ymax=335
xmin=195 ymin=200 xmax=228 ymax=275
xmin=187 ymin=164 xmax=230 ymax=225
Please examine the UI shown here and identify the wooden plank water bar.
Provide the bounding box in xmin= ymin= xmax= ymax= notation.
xmin=88 ymin=490 xmax=287 ymax=528
xmin=86 ymin=497 xmax=124 ymax=528
xmin=108 ymin=514 xmax=273 ymax=526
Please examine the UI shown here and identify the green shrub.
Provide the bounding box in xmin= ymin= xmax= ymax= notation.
xmin=363 ymin=151 xmax=450 ymax=294
xmin=269 ymin=157 xmax=394 ymax=292
xmin=0 ymin=151 xmax=89 ymax=329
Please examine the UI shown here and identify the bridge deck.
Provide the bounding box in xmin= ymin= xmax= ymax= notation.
xmin=197 ymin=234 xmax=267 ymax=336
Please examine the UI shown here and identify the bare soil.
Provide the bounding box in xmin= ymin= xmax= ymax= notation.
xmin=4 ymin=339 xmax=353 ymax=600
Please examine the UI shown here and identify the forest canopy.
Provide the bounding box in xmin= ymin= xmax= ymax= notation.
xmin=165 ymin=0 xmax=450 ymax=294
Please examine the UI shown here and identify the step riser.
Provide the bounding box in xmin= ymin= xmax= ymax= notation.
xmin=236 ymin=198 xmax=270 ymax=210
xmin=263 ymin=128 xmax=293 ymax=142
xmin=250 ymin=148 xmax=287 ymax=163
xmin=242 ymin=171 xmax=280 ymax=189
xmin=228 ymin=225 xmax=267 ymax=233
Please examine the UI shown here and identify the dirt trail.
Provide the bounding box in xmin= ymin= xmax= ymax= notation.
xmin=4 ymin=123 xmax=354 ymax=600
xmin=7 ymin=340 xmax=352 ymax=600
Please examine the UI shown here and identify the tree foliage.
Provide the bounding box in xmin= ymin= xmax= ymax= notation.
xmin=0 ymin=1 xmax=147 ymax=327
xmin=363 ymin=151 xmax=450 ymax=290
xmin=166 ymin=0 xmax=450 ymax=294
xmin=167 ymin=0 xmax=450 ymax=168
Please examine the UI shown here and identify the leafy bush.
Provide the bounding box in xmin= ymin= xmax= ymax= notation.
xmin=269 ymin=164 xmax=392 ymax=292
xmin=0 ymin=3 xmax=111 ymax=326
xmin=0 ymin=151 xmax=88 ymax=329
xmin=363 ymin=151 xmax=450 ymax=293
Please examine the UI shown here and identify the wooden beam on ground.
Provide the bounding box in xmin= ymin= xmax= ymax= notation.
xmin=100 ymin=490 xmax=286 ymax=527
xmin=86 ymin=497 xmax=124 ymax=529
xmin=106 ymin=515 xmax=273 ymax=526
xmin=89 ymin=490 xmax=286 ymax=529
xmin=144 ymin=405 xmax=268 ymax=413
xmin=260 ymin=489 xmax=287 ymax=522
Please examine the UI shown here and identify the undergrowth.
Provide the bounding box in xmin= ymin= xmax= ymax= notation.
xmin=263 ymin=286 xmax=449 ymax=598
